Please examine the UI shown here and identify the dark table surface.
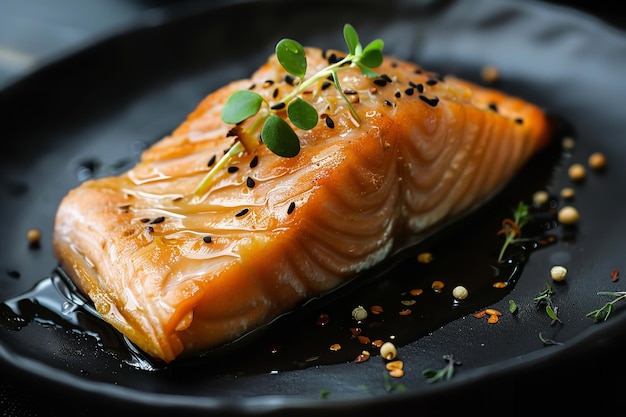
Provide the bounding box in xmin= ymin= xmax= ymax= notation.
xmin=1 ymin=1 xmax=625 ymax=416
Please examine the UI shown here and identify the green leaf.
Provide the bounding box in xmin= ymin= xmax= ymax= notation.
xmin=287 ymin=98 xmax=318 ymax=130
xmin=221 ymin=90 xmax=264 ymax=124
xmin=356 ymin=63 xmax=380 ymax=78
xmin=343 ymin=23 xmax=359 ymax=55
xmin=261 ymin=114 xmax=301 ymax=157
xmin=276 ymin=38 xmax=307 ymax=78
xmin=361 ymin=39 xmax=384 ymax=68
xmin=545 ymin=305 xmax=559 ymax=321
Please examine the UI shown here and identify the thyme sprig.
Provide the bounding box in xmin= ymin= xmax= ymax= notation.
xmin=421 ymin=354 xmax=461 ymax=384
xmin=534 ymin=282 xmax=561 ymax=325
xmin=193 ymin=24 xmax=384 ymax=196
xmin=538 ymin=332 xmax=563 ymax=346
xmin=586 ymin=291 xmax=626 ymax=322
xmin=497 ymin=201 xmax=532 ymax=262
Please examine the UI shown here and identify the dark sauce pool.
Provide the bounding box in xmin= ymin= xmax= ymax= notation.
xmin=0 ymin=115 xmax=570 ymax=377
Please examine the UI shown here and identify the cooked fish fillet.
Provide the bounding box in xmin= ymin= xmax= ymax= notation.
xmin=52 ymin=47 xmax=552 ymax=363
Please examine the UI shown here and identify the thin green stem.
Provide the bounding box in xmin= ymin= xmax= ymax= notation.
xmin=193 ymin=141 xmax=245 ymax=196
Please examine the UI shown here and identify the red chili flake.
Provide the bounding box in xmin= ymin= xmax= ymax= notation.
xmin=357 ymin=335 xmax=371 ymax=345
xmin=473 ymin=310 xmax=487 ymax=318
xmin=611 ymin=268 xmax=620 ymax=282
xmin=370 ymin=305 xmax=384 ymax=314
xmin=349 ymin=327 xmax=362 ymax=337
xmin=316 ymin=313 xmax=330 ymax=327
xmin=354 ymin=351 xmax=370 ymax=363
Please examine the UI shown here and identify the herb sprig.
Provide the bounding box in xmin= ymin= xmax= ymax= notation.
xmin=586 ymin=291 xmax=626 ymax=322
xmin=193 ymin=24 xmax=384 ymax=196
xmin=497 ymin=201 xmax=532 ymax=263
xmin=534 ymin=282 xmax=561 ymax=324
xmin=421 ymin=354 xmax=461 ymax=383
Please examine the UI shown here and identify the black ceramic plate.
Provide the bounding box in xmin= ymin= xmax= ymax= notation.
xmin=2 ymin=0 xmax=626 ymax=415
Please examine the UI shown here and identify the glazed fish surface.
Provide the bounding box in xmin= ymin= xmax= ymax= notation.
xmin=53 ymin=45 xmax=552 ymax=363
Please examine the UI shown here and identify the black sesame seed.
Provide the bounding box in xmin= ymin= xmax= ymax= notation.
xmin=140 ymin=218 xmax=150 ymax=223
xmin=207 ymin=154 xmax=216 ymax=167
xmin=263 ymin=80 xmax=274 ymax=87
xmin=271 ymin=102 xmax=286 ymax=110
xmin=287 ymin=201 xmax=296 ymax=215
xmin=235 ymin=208 xmax=249 ymax=217
xmin=419 ymin=95 xmax=439 ymax=107
xmin=488 ymin=103 xmax=498 ymax=112
xmin=395 ymin=91 xmax=401 ymax=98
xmin=203 ymin=235 xmax=212 ymax=244
xmin=405 ymin=87 xmax=415 ymax=96
xmin=248 ymin=83 xmax=256 ymax=90
xmin=228 ymin=166 xmax=239 ymax=173
xmin=284 ymin=74 xmax=297 ymax=86
xmin=381 ymin=74 xmax=392 ymax=83
xmin=151 ymin=216 xmax=165 ymax=224
xmin=391 ymin=61 xmax=398 ymax=68
xmin=373 ymin=78 xmax=388 ymax=87
xmin=249 ymin=155 xmax=259 ymax=168
xmin=146 ymin=226 xmax=154 ymax=233
xmin=321 ymin=81 xmax=332 ymax=90
xmin=515 ymin=118 xmax=524 ymax=124
xmin=246 ymin=177 xmax=256 ymax=188
xmin=226 ymin=128 xmax=237 ymax=138
xmin=327 ymin=53 xmax=340 ymax=64
xmin=343 ymin=89 xmax=357 ymax=95
xmin=272 ymin=88 xmax=279 ymax=98
xmin=384 ymin=99 xmax=393 ymax=107
xmin=325 ymin=116 xmax=335 ymax=129
xmin=426 ymin=79 xmax=438 ymax=86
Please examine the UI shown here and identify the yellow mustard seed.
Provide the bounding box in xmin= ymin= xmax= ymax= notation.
xmin=558 ymin=206 xmax=580 ymax=225
xmin=561 ymin=136 xmax=576 ymax=151
xmin=481 ymin=65 xmax=500 ymax=84
xmin=588 ymin=152 xmax=606 ymax=170
xmin=452 ymin=285 xmax=469 ymax=300
xmin=380 ymin=341 xmax=397 ymax=360
xmin=26 ymin=228 xmax=41 ymax=246
xmin=550 ymin=265 xmax=567 ymax=282
xmin=568 ymin=163 xmax=586 ymax=181
xmin=560 ymin=187 xmax=575 ymax=199
xmin=532 ymin=190 xmax=549 ymax=206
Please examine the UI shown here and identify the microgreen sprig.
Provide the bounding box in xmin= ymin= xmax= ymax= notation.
xmin=193 ymin=24 xmax=384 ymax=196
xmin=586 ymin=291 xmax=626 ymax=322
xmin=497 ymin=201 xmax=532 ymax=263
xmin=421 ymin=354 xmax=461 ymax=384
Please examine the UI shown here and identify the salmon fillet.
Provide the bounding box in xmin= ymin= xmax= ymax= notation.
xmin=52 ymin=47 xmax=552 ymax=363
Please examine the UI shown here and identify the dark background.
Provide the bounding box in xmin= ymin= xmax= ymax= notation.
xmin=0 ymin=1 xmax=624 ymax=416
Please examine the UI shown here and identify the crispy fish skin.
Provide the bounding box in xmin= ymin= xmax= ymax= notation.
xmin=52 ymin=48 xmax=552 ymax=363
